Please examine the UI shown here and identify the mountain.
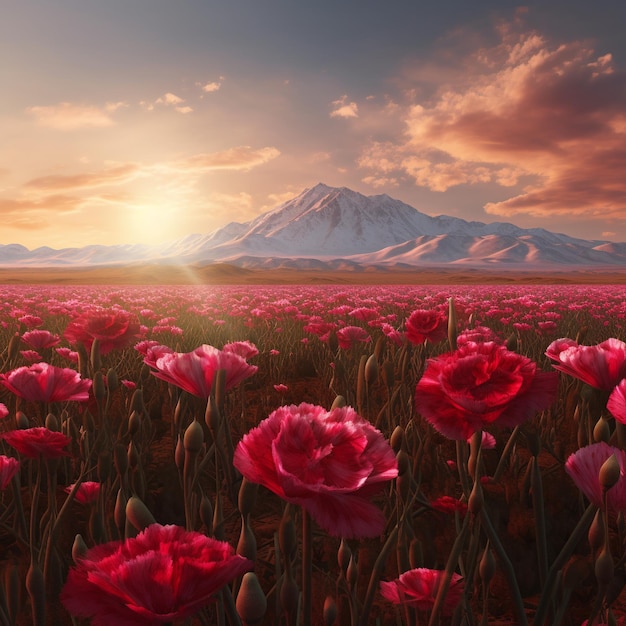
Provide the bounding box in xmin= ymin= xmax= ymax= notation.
xmin=3 ymin=182 xmax=626 ymax=269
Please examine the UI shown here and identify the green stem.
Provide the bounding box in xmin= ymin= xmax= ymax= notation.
xmin=533 ymin=503 xmax=597 ymax=625
xmin=302 ymin=508 xmax=312 ymax=626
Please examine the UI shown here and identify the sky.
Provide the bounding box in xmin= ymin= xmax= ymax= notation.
xmin=2 ymin=0 xmax=626 ymax=249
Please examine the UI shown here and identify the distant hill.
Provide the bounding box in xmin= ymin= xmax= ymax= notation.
xmin=3 ymin=183 xmax=626 ymax=269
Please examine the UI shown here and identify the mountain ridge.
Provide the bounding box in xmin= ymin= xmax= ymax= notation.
xmin=2 ymin=182 xmax=626 ymax=269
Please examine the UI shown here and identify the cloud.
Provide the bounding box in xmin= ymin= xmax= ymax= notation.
xmin=25 ymin=164 xmax=141 ymax=191
xmin=153 ymin=92 xmax=193 ymax=113
xmin=330 ymin=95 xmax=359 ymax=118
xmin=26 ymin=102 xmax=116 ymax=129
xmin=198 ymin=78 xmax=224 ymax=93
xmin=0 ymin=194 xmax=80 ymax=220
xmin=177 ymin=146 xmax=280 ymax=172
xmin=156 ymin=92 xmax=184 ymax=105
xmin=358 ymin=22 xmax=626 ymax=221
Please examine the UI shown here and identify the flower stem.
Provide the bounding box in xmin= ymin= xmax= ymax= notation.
xmin=302 ymin=508 xmax=312 ymax=626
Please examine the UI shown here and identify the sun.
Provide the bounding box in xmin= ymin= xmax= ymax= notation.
xmin=127 ymin=199 xmax=184 ymax=245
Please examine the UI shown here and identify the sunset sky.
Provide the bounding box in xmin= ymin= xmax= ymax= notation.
xmin=2 ymin=1 xmax=626 ymax=249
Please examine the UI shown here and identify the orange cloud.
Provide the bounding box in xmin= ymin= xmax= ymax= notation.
xmin=25 ymin=164 xmax=140 ymax=191
xmin=178 ymin=146 xmax=280 ymax=171
xmin=26 ymin=103 xmax=116 ymax=129
xmin=0 ymin=194 xmax=80 ymax=219
xmin=358 ymin=23 xmax=626 ymax=220
xmin=330 ymin=95 xmax=359 ymax=119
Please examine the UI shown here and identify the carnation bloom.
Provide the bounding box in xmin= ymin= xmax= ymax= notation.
xmin=21 ymin=329 xmax=61 ymax=350
xmin=415 ymin=341 xmax=558 ymax=440
xmin=380 ymin=568 xmax=464 ymax=615
xmin=0 ymin=403 xmax=8 ymax=420
xmin=149 ymin=344 xmax=257 ymax=398
xmin=545 ymin=337 xmax=626 ymax=390
xmin=2 ymin=427 xmax=72 ymax=459
xmin=0 ymin=455 xmax=20 ymax=489
xmin=65 ymin=481 xmax=101 ymax=505
xmin=222 ymin=340 xmax=259 ymax=359
xmin=64 ymin=309 xmax=141 ymax=354
xmin=60 ymin=523 xmax=253 ymax=626
xmin=335 ymin=326 xmax=371 ymax=349
xmin=608 ymin=378 xmax=626 ymax=424
xmin=565 ymin=442 xmax=626 ymax=512
xmin=233 ymin=402 xmax=398 ymax=538
xmin=405 ymin=309 xmax=447 ymax=345
xmin=0 ymin=362 xmax=91 ymax=403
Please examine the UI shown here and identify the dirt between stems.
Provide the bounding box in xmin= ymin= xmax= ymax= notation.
xmin=3 ymin=376 xmax=626 ymax=625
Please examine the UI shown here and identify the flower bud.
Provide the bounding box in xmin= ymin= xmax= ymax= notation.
xmin=347 ymin=554 xmax=358 ymax=588
xmin=8 ymin=333 xmax=20 ymax=360
xmin=125 ymin=495 xmax=156 ymax=532
xmin=330 ymin=395 xmax=346 ymax=410
xmin=93 ymin=371 xmax=106 ymax=402
xmin=238 ymin=478 xmax=259 ymax=518
xmin=595 ymin=546 xmax=614 ymax=587
xmin=600 ymin=454 xmax=621 ymax=492
xmin=594 ymin=416 xmax=611 ymax=444
xmin=45 ymin=413 xmax=59 ymax=431
xmin=16 ymin=411 xmax=29 ymax=429
xmin=390 ymin=425 xmax=404 ymax=453
xmin=382 ymin=358 xmax=395 ymax=389
xmin=323 ymin=596 xmax=337 ymax=626
xmin=236 ymin=572 xmax=267 ymax=626
xmin=588 ymin=509 xmax=605 ymax=553
xmin=364 ymin=354 xmax=378 ymax=385
xmin=479 ymin=543 xmax=496 ymax=586
xmin=237 ymin=515 xmax=257 ymax=562
xmin=337 ymin=539 xmax=351 ymax=574
xmin=183 ymin=419 xmax=204 ymax=453
xmin=106 ymin=368 xmax=119 ymax=392
xmin=90 ymin=338 xmax=102 ymax=372
xmin=448 ymin=297 xmax=458 ymax=351
xmin=127 ymin=410 xmax=141 ymax=437
xmin=71 ymin=533 xmax=88 ymax=563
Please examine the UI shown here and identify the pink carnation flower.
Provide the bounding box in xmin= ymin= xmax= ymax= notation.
xmin=545 ymin=337 xmax=626 ymax=390
xmin=565 ymin=442 xmax=626 ymax=512
xmin=380 ymin=568 xmax=464 ymax=615
xmin=234 ymin=402 xmax=398 ymax=539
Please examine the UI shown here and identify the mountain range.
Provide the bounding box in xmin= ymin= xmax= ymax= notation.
xmin=3 ymin=183 xmax=626 ymax=270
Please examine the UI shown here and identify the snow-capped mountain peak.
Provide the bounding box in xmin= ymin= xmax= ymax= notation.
xmin=2 ymin=183 xmax=626 ymax=269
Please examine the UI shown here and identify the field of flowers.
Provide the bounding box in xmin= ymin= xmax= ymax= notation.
xmin=2 ymin=282 xmax=626 ymax=625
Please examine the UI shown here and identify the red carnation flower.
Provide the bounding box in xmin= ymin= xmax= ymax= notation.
xmin=405 ymin=309 xmax=447 ymax=345
xmin=60 ymin=524 xmax=252 ymax=626
xmin=2 ymin=427 xmax=72 ymax=459
xmin=380 ymin=568 xmax=464 ymax=615
xmin=415 ymin=341 xmax=558 ymax=440
xmin=64 ymin=309 xmax=141 ymax=354
xmin=65 ymin=481 xmax=101 ymax=505
xmin=0 ymin=362 xmax=91 ymax=403
xmin=0 ymin=455 xmax=20 ymax=489
xmin=234 ymin=402 xmax=398 ymax=539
